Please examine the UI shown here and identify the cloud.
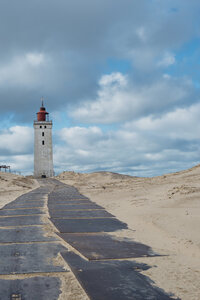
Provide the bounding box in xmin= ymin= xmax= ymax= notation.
xmin=135 ymin=26 xmax=147 ymax=42
xmin=0 ymin=0 xmax=199 ymax=121
xmin=158 ymin=52 xmax=176 ymax=67
xmin=0 ymin=53 xmax=46 ymax=87
xmin=26 ymin=53 xmax=45 ymax=67
xmin=131 ymin=102 xmax=200 ymax=140
xmin=0 ymin=126 xmax=33 ymax=174
xmin=0 ymin=126 xmax=33 ymax=155
xmin=0 ymin=1 xmax=200 ymax=176
xmin=1 ymin=101 xmax=200 ymax=177
xmin=54 ymin=102 xmax=200 ymax=176
xmin=59 ymin=126 xmax=103 ymax=148
xmin=71 ymin=72 xmax=195 ymax=124
xmin=0 ymin=154 xmax=34 ymax=174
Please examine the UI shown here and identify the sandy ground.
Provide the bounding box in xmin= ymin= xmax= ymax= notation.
xmin=57 ymin=165 xmax=200 ymax=300
xmin=1 ymin=168 xmax=199 ymax=299
xmin=0 ymin=172 xmax=39 ymax=209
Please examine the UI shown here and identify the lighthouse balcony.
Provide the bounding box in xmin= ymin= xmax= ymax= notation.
xmin=34 ymin=120 xmax=53 ymax=125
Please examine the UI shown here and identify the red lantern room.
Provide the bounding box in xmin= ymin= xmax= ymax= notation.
xmin=37 ymin=98 xmax=49 ymax=121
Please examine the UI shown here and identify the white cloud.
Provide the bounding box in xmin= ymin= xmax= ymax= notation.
xmin=59 ymin=126 xmax=103 ymax=148
xmin=135 ymin=26 xmax=147 ymax=42
xmin=1 ymin=103 xmax=199 ymax=177
xmin=54 ymin=101 xmax=200 ymax=176
xmin=158 ymin=52 xmax=176 ymax=67
xmin=0 ymin=126 xmax=33 ymax=154
xmin=71 ymin=72 xmax=193 ymax=124
xmin=0 ymin=126 xmax=34 ymax=174
xmin=0 ymin=154 xmax=34 ymax=174
xmin=26 ymin=53 xmax=45 ymax=66
xmin=0 ymin=52 xmax=47 ymax=87
xmin=129 ymin=102 xmax=200 ymax=140
xmin=99 ymin=72 xmax=127 ymax=87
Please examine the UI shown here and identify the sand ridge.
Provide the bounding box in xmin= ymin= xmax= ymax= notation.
xmin=0 ymin=172 xmax=39 ymax=209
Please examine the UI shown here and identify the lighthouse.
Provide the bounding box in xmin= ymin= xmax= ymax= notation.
xmin=34 ymin=99 xmax=54 ymax=178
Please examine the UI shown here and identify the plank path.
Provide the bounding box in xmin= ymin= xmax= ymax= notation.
xmin=0 ymin=179 xmax=176 ymax=299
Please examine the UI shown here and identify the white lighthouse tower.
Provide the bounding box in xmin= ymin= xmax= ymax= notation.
xmin=34 ymin=99 xmax=54 ymax=178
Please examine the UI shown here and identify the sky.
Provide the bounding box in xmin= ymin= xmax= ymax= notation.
xmin=0 ymin=0 xmax=200 ymax=176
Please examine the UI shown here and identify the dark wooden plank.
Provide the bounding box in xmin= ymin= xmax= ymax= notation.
xmin=58 ymin=233 xmax=158 ymax=260
xmin=0 ymin=226 xmax=58 ymax=243
xmin=4 ymin=201 xmax=44 ymax=209
xmin=0 ymin=208 xmax=45 ymax=216
xmin=0 ymin=243 xmax=68 ymax=274
xmin=50 ymin=210 xmax=114 ymax=219
xmin=0 ymin=216 xmax=45 ymax=227
xmin=48 ymin=199 xmax=92 ymax=205
xmin=51 ymin=218 xmax=127 ymax=233
xmin=0 ymin=277 xmax=61 ymax=300
xmin=61 ymin=251 xmax=174 ymax=300
xmin=48 ymin=204 xmax=103 ymax=210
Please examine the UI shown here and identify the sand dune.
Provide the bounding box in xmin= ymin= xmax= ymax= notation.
xmin=0 ymin=172 xmax=39 ymax=209
xmin=57 ymin=165 xmax=200 ymax=300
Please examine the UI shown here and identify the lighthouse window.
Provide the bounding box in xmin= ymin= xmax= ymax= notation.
xmin=40 ymin=126 xmax=42 ymax=128
xmin=44 ymin=126 xmax=47 ymax=128
xmin=42 ymin=132 xmax=44 ymax=136
xmin=42 ymin=140 xmax=45 ymax=145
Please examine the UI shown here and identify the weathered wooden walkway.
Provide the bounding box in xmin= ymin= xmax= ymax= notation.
xmin=0 ymin=179 xmax=176 ymax=299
